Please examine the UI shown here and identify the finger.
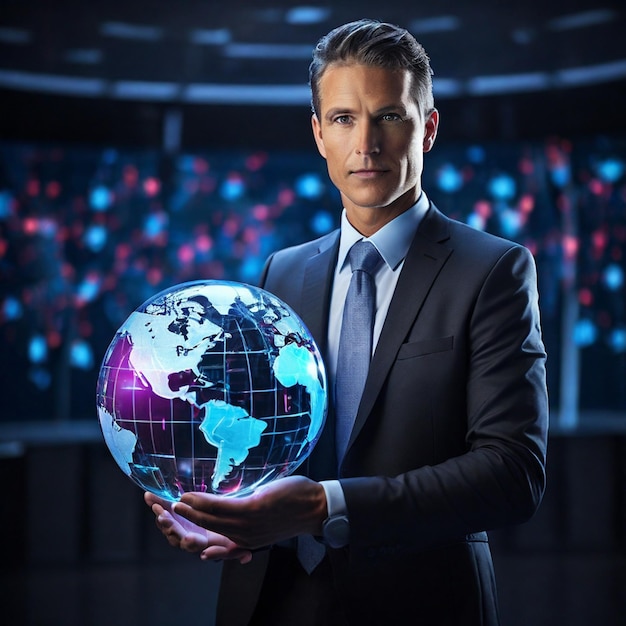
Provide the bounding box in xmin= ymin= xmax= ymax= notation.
xmin=200 ymin=545 xmax=253 ymax=564
xmin=144 ymin=491 xmax=170 ymax=509
xmin=239 ymin=551 xmax=253 ymax=565
xmin=171 ymin=499 xmax=218 ymax=529
xmin=151 ymin=502 xmax=166 ymax=518
xmin=179 ymin=491 xmax=248 ymax=516
xmin=179 ymin=531 xmax=210 ymax=552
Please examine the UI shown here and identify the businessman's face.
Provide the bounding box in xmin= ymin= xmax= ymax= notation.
xmin=312 ymin=63 xmax=438 ymax=235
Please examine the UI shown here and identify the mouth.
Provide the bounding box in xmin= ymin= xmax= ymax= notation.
xmin=350 ymin=168 xmax=389 ymax=178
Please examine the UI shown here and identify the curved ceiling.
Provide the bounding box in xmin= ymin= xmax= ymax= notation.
xmin=1 ymin=0 xmax=625 ymax=147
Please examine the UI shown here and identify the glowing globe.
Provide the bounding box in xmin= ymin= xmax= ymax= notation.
xmin=96 ymin=280 xmax=327 ymax=500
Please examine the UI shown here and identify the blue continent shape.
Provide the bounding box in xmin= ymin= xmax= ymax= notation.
xmin=199 ymin=399 xmax=268 ymax=490
xmin=273 ymin=342 xmax=324 ymax=454
xmin=98 ymin=406 xmax=137 ymax=476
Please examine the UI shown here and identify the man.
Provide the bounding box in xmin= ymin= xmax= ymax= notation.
xmin=146 ymin=19 xmax=548 ymax=625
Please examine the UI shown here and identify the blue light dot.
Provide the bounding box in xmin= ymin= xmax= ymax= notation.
xmin=89 ymin=185 xmax=112 ymax=211
xmin=84 ymin=224 xmax=107 ymax=252
xmin=286 ymin=7 xmax=330 ymax=24
xmin=596 ymin=157 xmax=624 ymax=183
xmin=437 ymin=164 xmax=463 ymax=193
xmin=488 ymin=174 xmax=516 ymax=200
xmin=498 ymin=208 xmax=522 ymax=238
xmin=177 ymin=155 xmax=196 ymax=173
xmin=603 ymin=264 xmax=624 ymax=291
xmin=239 ymin=257 xmax=264 ymax=283
xmin=550 ymin=166 xmax=570 ymax=188
xmin=466 ymin=213 xmax=486 ymax=231
xmin=310 ymin=210 xmax=334 ymax=234
xmin=70 ymin=340 xmax=94 ymax=370
xmin=28 ymin=335 xmax=48 ymax=364
xmin=29 ymin=367 xmax=52 ymax=390
xmin=2 ymin=296 xmax=23 ymax=320
xmin=220 ymin=177 xmax=245 ymax=201
xmin=77 ymin=279 xmax=100 ymax=303
xmin=144 ymin=213 xmax=167 ymax=238
xmin=573 ymin=318 xmax=597 ymax=347
xmin=608 ymin=328 xmax=626 ymax=353
xmin=466 ymin=145 xmax=486 ymax=163
xmin=0 ymin=191 xmax=13 ymax=218
xmin=102 ymin=149 xmax=118 ymax=165
xmin=295 ymin=173 xmax=324 ymax=199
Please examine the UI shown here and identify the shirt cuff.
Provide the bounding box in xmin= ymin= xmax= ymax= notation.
xmin=320 ymin=479 xmax=348 ymax=518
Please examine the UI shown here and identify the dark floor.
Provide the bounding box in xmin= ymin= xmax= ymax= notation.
xmin=1 ymin=434 xmax=625 ymax=625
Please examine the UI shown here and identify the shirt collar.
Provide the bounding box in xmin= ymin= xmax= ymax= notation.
xmin=337 ymin=193 xmax=430 ymax=272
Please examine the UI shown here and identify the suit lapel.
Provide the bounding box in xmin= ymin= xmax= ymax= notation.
xmin=300 ymin=231 xmax=340 ymax=479
xmin=345 ymin=206 xmax=453 ymax=457
xmin=299 ymin=231 xmax=340 ymax=354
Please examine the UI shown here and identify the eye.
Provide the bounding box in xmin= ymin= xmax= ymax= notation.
xmin=333 ymin=115 xmax=352 ymax=125
xmin=380 ymin=113 xmax=402 ymax=122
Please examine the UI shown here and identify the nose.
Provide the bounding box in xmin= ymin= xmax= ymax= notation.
xmin=355 ymin=119 xmax=380 ymax=155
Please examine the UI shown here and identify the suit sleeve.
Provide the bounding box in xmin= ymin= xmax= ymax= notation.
xmin=340 ymin=245 xmax=549 ymax=553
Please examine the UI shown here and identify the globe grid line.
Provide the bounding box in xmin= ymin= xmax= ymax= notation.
xmin=97 ymin=281 xmax=327 ymax=500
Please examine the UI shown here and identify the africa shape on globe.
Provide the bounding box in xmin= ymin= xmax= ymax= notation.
xmin=96 ymin=280 xmax=327 ymax=501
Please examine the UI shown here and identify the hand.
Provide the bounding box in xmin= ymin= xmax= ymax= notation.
xmin=144 ymin=492 xmax=253 ymax=564
xmin=170 ymin=475 xmax=328 ymax=550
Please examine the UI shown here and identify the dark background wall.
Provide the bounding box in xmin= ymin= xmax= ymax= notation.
xmin=1 ymin=435 xmax=624 ymax=626
xmin=0 ymin=1 xmax=625 ymax=624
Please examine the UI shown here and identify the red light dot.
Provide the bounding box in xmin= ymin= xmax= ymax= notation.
xmin=579 ymin=288 xmax=593 ymax=307
xmin=592 ymin=230 xmax=607 ymax=251
xmin=519 ymin=194 xmax=534 ymax=214
xmin=474 ymin=200 xmax=492 ymax=218
xmin=253 ymin=204 xmax=270 ymax=220
xmin=26 ymin=179 xmax=40 ymax=196
xmin=518 ymin=158 xmax=534 ymax=175
xmin=278 ymin=188 xmax=295 ymax=207
xmin=245 ymin=152 xmax=268 ymax=171
xmin=563 ymin=235 xmax=579 ymax=259
xmin=193 ymin=158 xmax=209 ymax=174
xmin=143 ymin=177 xmax=161 ymax=197
xmin=588 ymin=179 xmax=604 ymax=195
xmin=46 ymin=181 xmax=62 ymax=198
xmin=23 ymin=218 xmax=38 ymax=235
xmin=196 ymin=234 xmax=212 ymax=253
xmin=47 ymin=330 xmax=62 ymax=348
xmin=123 ymin=165 xmax=139 ymax=187
xmin=178 ymin=244 xmax=195 ymax=264
xmin=147 ymin=268 xmax=162 ymax=285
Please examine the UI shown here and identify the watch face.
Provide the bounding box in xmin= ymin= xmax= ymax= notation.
xmin=323 ymin=514 xmax=350 ymax=548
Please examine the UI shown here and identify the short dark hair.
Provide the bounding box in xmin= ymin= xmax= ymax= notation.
xmin=309 ymin=19 xmax=435 ymax=118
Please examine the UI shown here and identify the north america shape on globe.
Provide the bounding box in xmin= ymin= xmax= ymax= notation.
xmin=97 ymin=281 xmax=327 ymax=500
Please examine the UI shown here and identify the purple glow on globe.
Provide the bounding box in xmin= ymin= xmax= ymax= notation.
xmin=96 ymin=280 xmax=327 ymax=501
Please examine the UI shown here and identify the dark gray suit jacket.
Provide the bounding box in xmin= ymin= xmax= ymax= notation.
xmin=217 ymin=203 xmax=549 ymax=625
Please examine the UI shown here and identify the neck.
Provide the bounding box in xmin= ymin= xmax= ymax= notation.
xmin=343 ymin=189 xmax=420 ymax=237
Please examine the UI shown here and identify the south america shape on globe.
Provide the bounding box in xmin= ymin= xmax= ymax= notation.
xmin=97 ymin=280 xmax=327 ymax=500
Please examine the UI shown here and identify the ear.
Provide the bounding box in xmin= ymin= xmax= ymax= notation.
xmin=311 ymin=114 xmax=327 ymax=159
xmin=423 ymin=109 xmax=439 ymax=153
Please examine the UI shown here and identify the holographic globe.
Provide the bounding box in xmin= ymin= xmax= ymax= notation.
xmin=96 ymin=280 xmax=327 ymax=501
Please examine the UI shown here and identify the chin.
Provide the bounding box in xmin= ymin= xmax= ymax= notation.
xmin=354 ymin=197 xmax=401 ymax=211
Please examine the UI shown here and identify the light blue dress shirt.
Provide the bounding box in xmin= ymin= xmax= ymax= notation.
xmin=321 ymin=193 xmax=430 ymax=523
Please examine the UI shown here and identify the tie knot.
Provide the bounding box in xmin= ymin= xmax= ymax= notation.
xmin=348 ymin=240 xmax=382 ymax=276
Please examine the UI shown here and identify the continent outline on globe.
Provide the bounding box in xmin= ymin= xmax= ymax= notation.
xmin=96 ymin=280 xmax=327 ymax=501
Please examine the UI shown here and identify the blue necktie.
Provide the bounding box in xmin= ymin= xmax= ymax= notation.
xmin=297 ymin=240 xmax=382 ymax=575
xmin=335 ymin=240 xmax=382 ymax=463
